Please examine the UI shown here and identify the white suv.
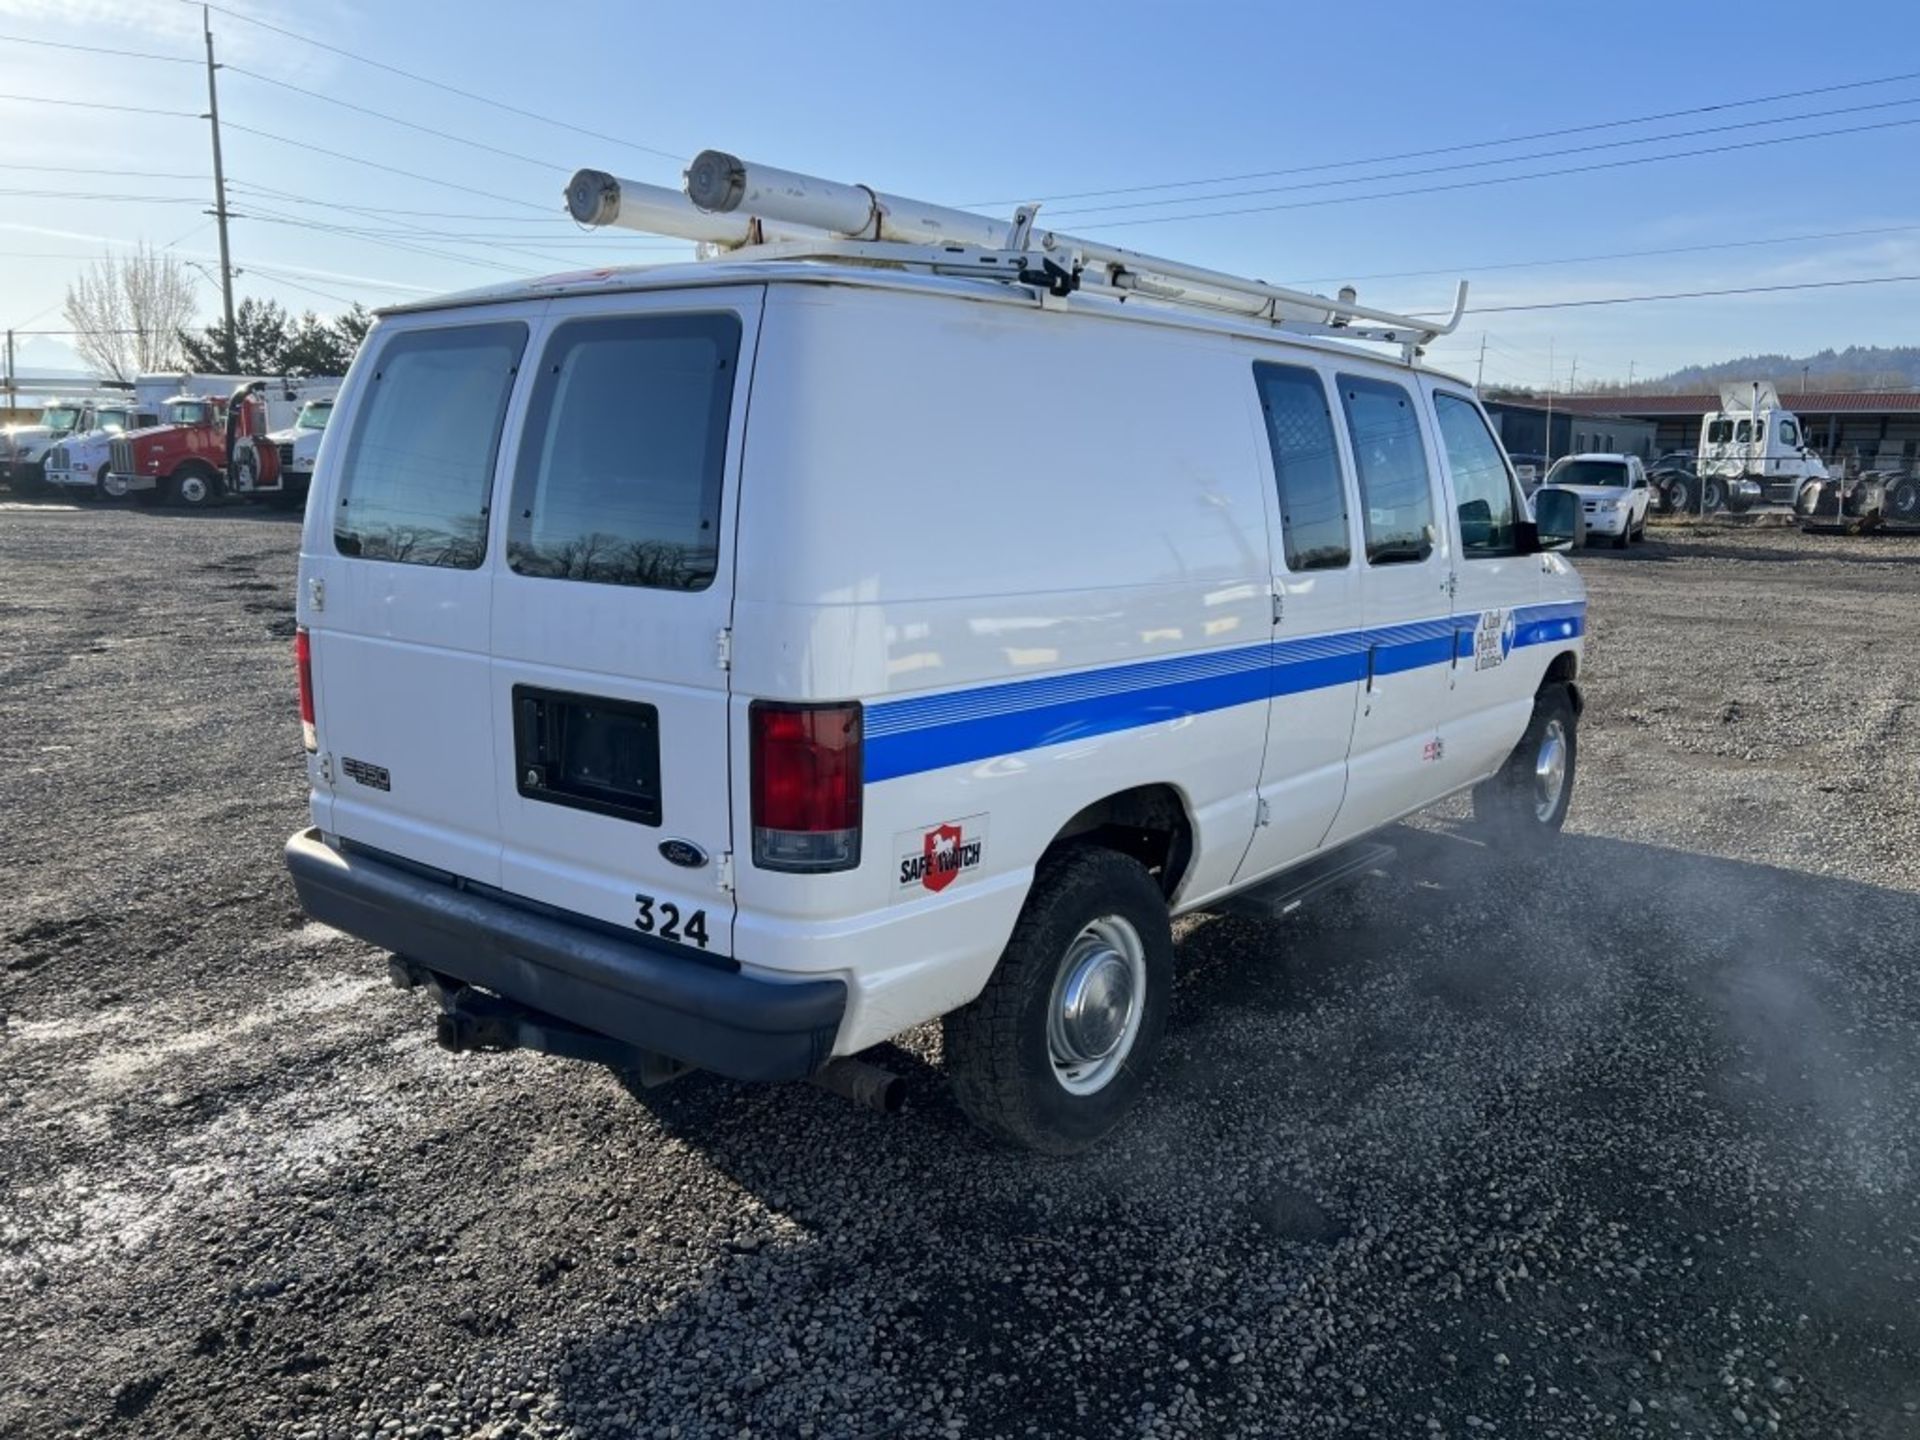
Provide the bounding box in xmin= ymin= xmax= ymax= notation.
xmin=1540 ymin=454 xmax=1652 ymax=548
xmin=284 ymin=201 xmax=1587 ymax=1152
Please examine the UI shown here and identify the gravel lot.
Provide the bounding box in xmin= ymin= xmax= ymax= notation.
xmin=3 ymin=503 xmax=1918 ymax=1440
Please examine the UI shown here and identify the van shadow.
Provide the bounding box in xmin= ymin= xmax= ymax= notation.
xmin=549 ymin=825 xmax=1920 ymax=1438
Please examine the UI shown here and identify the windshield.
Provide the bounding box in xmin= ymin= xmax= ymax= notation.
xmin=294 ymin=400 xmax=333 ymax=431
xmin=166 ymin=400 xmax=212 ymax=426
xmin=96 ymin=409 xmax=131 ymax=433
xmin=41 ymin=406 xmax=82 ymax=431
xmin=1547 ymin=459 xmax=1628 ymax=487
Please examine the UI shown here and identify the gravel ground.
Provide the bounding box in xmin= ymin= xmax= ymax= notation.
xmin=3 ymin=502 xmax=1918 ymax=1440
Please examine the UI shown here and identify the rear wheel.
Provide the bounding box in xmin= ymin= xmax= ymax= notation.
xmin=944 ymin=846 xmax=1172 ymax=1154
xmin=1890 ymin=477 xmax=1920 ymax=524
xmin=1665 ymin=476 xmax=1696 ymax=515
xmin=1701 ymin=477 xmax=1727 ymax=513
xmin=1474 ymin=684 xmax=1577 ymax=843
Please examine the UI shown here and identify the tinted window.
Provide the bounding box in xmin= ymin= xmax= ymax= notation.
xmin=1253 ymin=363 xmax=1349 ymax=570
xmin=1547 ymin=459 xmax=1630 ymax=487
xmin=508 ymin=313 xmax=740 ymax=592
xmin=334 ymin=322 xmax=526 ymax=569
xmin=1708 ymin=419 xmax=1733 ymax=444
xmin=1433 ymin=393 xmax=1517 ymax=556
xmin=1337 ymin=374 xmax=1435 ymax=564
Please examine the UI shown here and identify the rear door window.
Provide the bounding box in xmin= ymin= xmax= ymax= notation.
xmin=1337 ymin=374 xmax=1436 ymax=564
xmin=333 ymin=322 xmax=527 ymax=568
xmin=1253 ymin=362 xmax=1350 ymax=570
xmin=507 ymin=313 xmax=742 ymax=592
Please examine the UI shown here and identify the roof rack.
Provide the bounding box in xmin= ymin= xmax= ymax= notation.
xmin=564 ymin=151 xmax=1469 ymax=362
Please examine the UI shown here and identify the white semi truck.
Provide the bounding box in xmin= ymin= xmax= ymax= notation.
xmin=1664 ymin=382 xmax=1828 ymax=513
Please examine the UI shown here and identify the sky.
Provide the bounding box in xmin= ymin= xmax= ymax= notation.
xmin=3 ymin=0 xmax=1919 ymax=391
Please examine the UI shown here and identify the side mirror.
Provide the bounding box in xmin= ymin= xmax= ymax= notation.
xmin=1527 ymin=488 xmax=1584 ymax=552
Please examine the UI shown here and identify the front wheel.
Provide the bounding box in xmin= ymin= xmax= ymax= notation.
xmin=1474 ymin=684 xmax=1577 ymax=842
xmin=164 ymin=467 xmax=220 ymax=509
xmin=944 ymin=847 xmax=1173 ymax=1154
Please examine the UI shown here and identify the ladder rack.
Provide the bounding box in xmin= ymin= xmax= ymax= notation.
xmin=564 ymin=152 xmax=1469 ymax=361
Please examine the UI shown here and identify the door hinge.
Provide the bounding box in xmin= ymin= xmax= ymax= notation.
xmin=308 ymin=576 xmax=325 ymax=612
xmin=1255 ymin=798 xmax=1272 ymax=828
xmin=1444 ymin=571 xmax=1459 ymax=599
xmin=714 ymin=851 xmax=735 ymax=894
xmin=715 ymin=627 xmax=732 ymax=671
xmin=317 ymin=751 xmax=333 ymax=785
xmin=1270 ymin=591 xmax=1284 ymax=626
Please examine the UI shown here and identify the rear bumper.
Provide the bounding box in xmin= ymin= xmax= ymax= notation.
xmin=284 ymin=828 xmax=845 ymax=1082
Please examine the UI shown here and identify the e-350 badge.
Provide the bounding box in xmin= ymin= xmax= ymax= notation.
xmin=894 ymin=814 xmax=989 ymax=899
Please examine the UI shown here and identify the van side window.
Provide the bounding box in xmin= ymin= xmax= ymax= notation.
xmin=1336 ymin=374 xmax=1435 ymax=564
xmin=1432 ymin=393 xmax=1517 ymax=556
xmin=334 ymin=322 xmax=527 ymax=569
xmin=1252 ymin=362 xmax=1349 ymax=570
xmin=508 ymin=313 xmax=741 ymax=592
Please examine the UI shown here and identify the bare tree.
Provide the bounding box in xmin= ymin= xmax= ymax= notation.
xmin=60 ymin=245 xmax=197 ymax=382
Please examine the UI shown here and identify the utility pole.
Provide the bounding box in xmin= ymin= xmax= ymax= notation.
xmin=1544 ymin=338 xmax=1555 ymax=463
xmin=1476 ymin=332 xmax=1487 ymax=389
xmin=202 ymin=6 xmax=238 ymax=374
xmin=1627 ymin=359 xmax=1636 ymax=390
xmin=4 ymin=329 xmax=14 ymax=421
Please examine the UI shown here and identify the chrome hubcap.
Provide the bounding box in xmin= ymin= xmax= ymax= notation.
xmin=101 ymin=472 xmax=127 ymax=498
xmin=1534 ymin=719 xmax=1568 ymax=822
xmin=1047 ymin=915 xmax=1146 ymax=1096
xmin=179 ymin=476 xmax=207 ymax=503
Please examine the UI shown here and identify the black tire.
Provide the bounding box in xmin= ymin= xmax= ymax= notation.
xmin=944 ymin=846 xmax=1173 ymax=1154
xmin=1701 ymin=477 xmax=1727 ymax=514
xmin=1890 ymin=477 xmax=1920 ymax=524
xmin=1665 ymin=477 xmax=1696 ymax=515
xmin=1473 ymin=684 xmax=1577 ymax=842
xmin=266 ymin=475 xmax=310 ymax=511
xmin=1612 ymin=523 xmax=1629 ymax=549
xmin=163 ymin=465 xmax=221 ymax=509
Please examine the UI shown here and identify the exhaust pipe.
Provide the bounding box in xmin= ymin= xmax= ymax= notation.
xmin=810 ymin=1057 xmax=906 ymax=1115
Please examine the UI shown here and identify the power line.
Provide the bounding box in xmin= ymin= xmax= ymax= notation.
xmin=0 ymin=33 xmax=199 ymax=64
xmin=0 ymin=163 xmax=208 ymax=181
xmin=1450 ymin=272 xmax=1920 ymax=315
xmin=1048 ymin=96 xmax=1920 ymax=219
xmin=967 ymin=67 xmax=1920 ymax=207
xmin=233 ymin=182 xmax=618 ymax=268
xmin=1076 ymin=114 xmax=1920 ymax=230
xmin=194 ymin=1 xmax=684 ymax=165
xmin=222 ymin=65 xmax=569 ymax=174
xmin=220 ymin=121 xmax=554 ymax=212
xmin=0 ymin=91 xmax=200 ymax=118
xmin=1283 ymin=222 xmax=1920 ymax=288
xmin=0 ymin=188 xmax=208 ymax=204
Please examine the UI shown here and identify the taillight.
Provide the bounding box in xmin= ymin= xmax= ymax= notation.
xmin=294 ymin=625 xmax=316 ymax=752
xmin=750 ymin=701 xmax=862 ymax=873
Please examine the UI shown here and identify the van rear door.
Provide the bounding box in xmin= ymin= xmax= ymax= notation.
xmin=307 ymin=310 xmax=539 ymax=885
xmin=488 ymin=288 xmax=761 ymax=961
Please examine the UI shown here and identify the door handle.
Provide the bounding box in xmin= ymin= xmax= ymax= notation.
xmin=1365 ymin=644 xmax=1377 ymax=693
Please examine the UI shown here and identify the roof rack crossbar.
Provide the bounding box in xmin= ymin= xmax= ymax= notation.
xmin=564 ymin=151 xmax=1469 ymax=355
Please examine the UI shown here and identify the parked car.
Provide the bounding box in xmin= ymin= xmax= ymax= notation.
xmin=1506 ymin=451 xmax=1550 ymax=494
xmin=1539 ymin=453 xmax=1652 ymax=547
xmin=284 ymin=152 xmax=1590 ymax=1153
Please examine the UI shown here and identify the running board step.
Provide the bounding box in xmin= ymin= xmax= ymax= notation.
xmin=1217 ymin=842 xmax=1397 ymax=920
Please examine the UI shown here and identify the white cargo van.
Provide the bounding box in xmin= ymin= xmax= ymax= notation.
xmin=285 ymin=155 xmax=1587 ymax=1151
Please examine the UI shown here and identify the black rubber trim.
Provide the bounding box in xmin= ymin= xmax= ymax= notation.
xmin=284 ymin=828 xmax=844 ymax=1082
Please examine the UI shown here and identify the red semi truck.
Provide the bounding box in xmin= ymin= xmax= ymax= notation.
xmin=110 ymin=380 xmax=329 ymax=509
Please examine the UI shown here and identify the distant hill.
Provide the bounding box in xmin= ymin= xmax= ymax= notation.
xmin=1608 ymin=345 xmax=1920 ymax=395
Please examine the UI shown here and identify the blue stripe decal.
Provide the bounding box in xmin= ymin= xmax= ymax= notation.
xmin=864 ymin=601 xmax=1584 ymax=783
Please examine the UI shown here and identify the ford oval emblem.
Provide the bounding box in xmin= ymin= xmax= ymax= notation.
xmin=659 ymin=838 xmax=708 ymax=869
